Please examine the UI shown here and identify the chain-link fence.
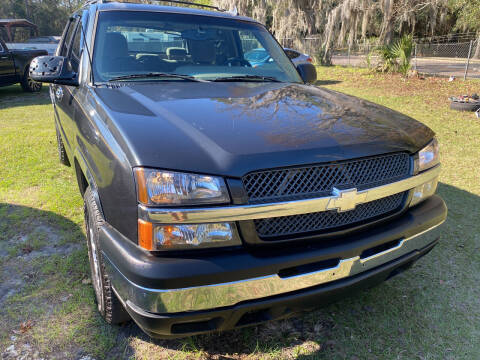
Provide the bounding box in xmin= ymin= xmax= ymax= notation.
xmin=290 ymin=38 xmax=480 ymax=80
xmin=414 ymin=41 xmax=480 ymax=79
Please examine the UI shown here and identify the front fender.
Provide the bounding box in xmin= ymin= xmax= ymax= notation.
xmin=74 ymin=148 xmax=105 ymax=219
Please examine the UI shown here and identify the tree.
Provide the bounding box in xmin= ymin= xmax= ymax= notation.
xmin=213 ymin=0 xmax=450 ymax=63
xmin=449 ymin=0 xmax=480 ymax=58
xmin=0 ymin=0 xmax=83 ymax=38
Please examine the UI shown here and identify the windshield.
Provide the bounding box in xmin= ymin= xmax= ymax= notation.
xmin=92 ymin=11 xmax=302 ymax=83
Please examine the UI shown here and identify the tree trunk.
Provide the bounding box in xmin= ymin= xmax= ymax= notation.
xmin=24 ymin=0 xmax=31 ymax=19
xmin=379 ymin=0 xmax=394 ymax=44
xmin=24 ymin=0 xmax=35 ymax=38
xmin=474 ymin=34 xmax=480 ymax=59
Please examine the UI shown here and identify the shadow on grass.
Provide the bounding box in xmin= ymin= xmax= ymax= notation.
xmin=116 ymin=182 xmax=478 ymax=359
xmin=0 ymin=85 xmax=50 ymax=109
xmin=1 ymin=181 xmax=478 ymax=359
xmin=0 ymin=203 xmax=117 ymax=359
xmin=315 ymin=79 xmax=342 ymax=86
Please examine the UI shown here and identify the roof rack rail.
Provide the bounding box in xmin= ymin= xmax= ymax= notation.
xmin=82 ymin=0 xmax=239 ymax=14
xmin=83 ymin=0 xmax=105 ymax=6
xmin=147 ymin=0 xmax=226 ymax=12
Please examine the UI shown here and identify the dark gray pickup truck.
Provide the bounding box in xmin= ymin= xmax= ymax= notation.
xmin=30 ymin=0 xmax=447 ymax=339
xmin=0 ymin=37 xmax=45 ymax=91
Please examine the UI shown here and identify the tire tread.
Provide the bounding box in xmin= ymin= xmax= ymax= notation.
xmin=20 ymin=66 xmax=42 ymax=93
xmin=84 ymin=188 xmax=130 ymax=325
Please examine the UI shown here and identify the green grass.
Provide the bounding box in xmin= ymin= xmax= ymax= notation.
xmin=0 ymin=68 xmax=479 ymax=359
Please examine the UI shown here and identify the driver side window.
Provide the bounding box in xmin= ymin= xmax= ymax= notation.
xmin=60 ymin=18 xmax=77 ymax=57
xmin=70 ymin=22 xmax=83 ymax=73
xmin=59 ymin=16 xmax=85 ymax=74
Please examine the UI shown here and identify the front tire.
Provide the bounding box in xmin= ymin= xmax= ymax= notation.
xmin=84 ymin=187 xmax=130 ymax=324
xmin=20 ymin=67 xmax=42 ymax=93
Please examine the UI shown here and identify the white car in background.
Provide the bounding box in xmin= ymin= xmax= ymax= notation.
xmin=244 ymin=47 xmax=313 ymax=67
xmin=284 ymin=48 xmax=313 ymax=66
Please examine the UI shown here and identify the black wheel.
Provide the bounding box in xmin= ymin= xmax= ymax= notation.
xmin=55 ymin=125 xmax=70 ymax=167
xmin=20 ymin=66 xmax=42 ymax=93
xmin=84 ymin=187 xmax=131 ymax=325
xmin=450 ymin=101 xmax=480 ymax=112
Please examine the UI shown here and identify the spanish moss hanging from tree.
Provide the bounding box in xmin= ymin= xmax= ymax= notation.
xmin=213 ymin=0 xmax=450 ymax=63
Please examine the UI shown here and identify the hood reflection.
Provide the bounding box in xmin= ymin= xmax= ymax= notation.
xmin=213 ymin=84 xmax=425 ymax=149
xmin=94 ymin=82 xmax=434 ymax=177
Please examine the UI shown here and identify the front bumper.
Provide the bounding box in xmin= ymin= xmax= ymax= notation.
xmin=99 ymin=195 xmax=447 ymax=338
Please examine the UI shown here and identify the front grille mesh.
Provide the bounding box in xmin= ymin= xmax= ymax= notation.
xmin=254 ymin=192 xmax=406 ymax=239
xmin=242 ymin=153 xmax=410 ymax=204
xmin=243 ymin=153 xmax=411 ymax=239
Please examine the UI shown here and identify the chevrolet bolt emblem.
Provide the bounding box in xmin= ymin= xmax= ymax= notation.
xmin=327 ymin=187 xmax=368 ymax=213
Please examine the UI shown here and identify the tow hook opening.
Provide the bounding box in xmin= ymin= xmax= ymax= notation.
xmin=360 ymin=239 xmax=402 ymax=260
xmin=278 ymin=258 xmax=340 ymax=279
xmin=236 ymin=309 xmax=272 ymax=327
xmin=171 ymin=317 xmax=223 ymax=334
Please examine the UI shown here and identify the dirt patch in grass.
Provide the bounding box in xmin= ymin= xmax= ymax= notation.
xmin=0 ymin=203 xmax=114 ymax=359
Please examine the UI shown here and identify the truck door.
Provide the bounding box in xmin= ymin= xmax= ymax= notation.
xmin=53 ymin=12 xmax=91 ymax=161
xmin=51 ymin=16 xmax=79 ymax=153
xmin=0 ymin=40 xmax=16 ymax=82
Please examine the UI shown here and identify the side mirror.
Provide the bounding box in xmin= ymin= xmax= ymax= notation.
xmin=297 ymin=63 xmax=317 ymax=84
xmin=30 ymin=56 xmax=79 ymax=86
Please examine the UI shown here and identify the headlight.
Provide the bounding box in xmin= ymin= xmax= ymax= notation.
xmin=138 ymin=220 xmax=241 ymax=251
xmin=409 ymin=177 xmax=439 ymax=207
xmin=416 ymin=138 xmax=440 ymax=172
xmin=134 ymin=168 xmax=230 ymax=206
xmin=410 ymin=138 xmax=440 ymax=207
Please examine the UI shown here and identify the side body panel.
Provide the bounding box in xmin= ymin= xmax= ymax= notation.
xmin=53 ymin=7 xmax=139 ymax=242
xmin=0 ymin=39 xmax=17 ymax=85
xmin=75 ymin=87 xmax=139 ymax=243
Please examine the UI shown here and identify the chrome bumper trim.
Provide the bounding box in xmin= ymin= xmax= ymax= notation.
xmin=105 ymin=221 xmax=443 ymax=314
xmin=139 ymin=166 xmax=441 ymax=224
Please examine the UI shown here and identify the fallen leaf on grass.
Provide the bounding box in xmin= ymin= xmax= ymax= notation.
xmin=12 ymin=320 xmax=33 ymax=334
xmin=22 ymin=245 xmax=33 ymax=254
xmin=81 ymin=278 xmax=92 ymax=285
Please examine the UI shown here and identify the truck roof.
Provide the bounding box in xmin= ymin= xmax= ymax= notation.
xmin=0 ymin=19 xmax=37 ymax=28
xmin=93 ymin=2 xmax=259 ymax=24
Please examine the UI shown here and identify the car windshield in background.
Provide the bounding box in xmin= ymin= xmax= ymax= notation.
xmin=92 ymin=11 xmax=302 ymax=84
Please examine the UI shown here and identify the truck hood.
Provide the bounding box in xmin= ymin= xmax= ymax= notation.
xmin=94 ymin=82 xmax=434 ymax=177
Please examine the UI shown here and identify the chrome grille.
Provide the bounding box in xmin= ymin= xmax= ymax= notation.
xmin=242 ymin=153 xmax=411 ymax=204
xmin=255 ymin=192 xmax=406 ymax=239
xmin=243 ymin=153 xmax=411 ymax=240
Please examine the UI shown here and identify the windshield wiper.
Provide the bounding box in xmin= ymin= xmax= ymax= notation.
xmin=108 ymin=73 xmax=208 ymax=83
xmin=212 ymin=75 xmax=281 ymax=83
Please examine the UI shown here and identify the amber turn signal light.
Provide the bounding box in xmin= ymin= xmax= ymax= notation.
xmin=138 ymin=219 xmax=153 ymax=251
xmin=134 ymin=168 xmax=149 ymax=205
